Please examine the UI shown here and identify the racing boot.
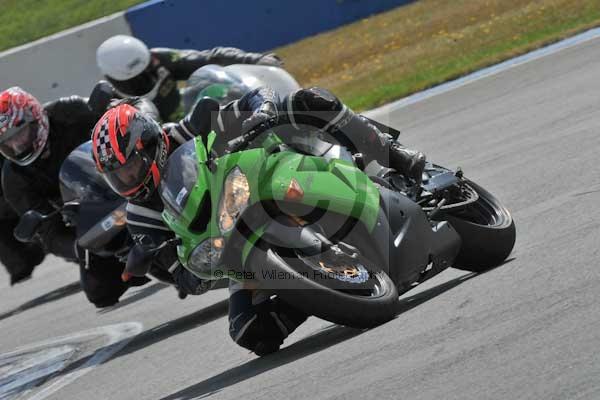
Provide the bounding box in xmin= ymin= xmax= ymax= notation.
xmin=339 ymin=115 xmax=426 ymax=184
xmin=229 ymin=285 xmax=308 ymax=356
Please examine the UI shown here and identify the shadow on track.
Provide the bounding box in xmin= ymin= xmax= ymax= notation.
xmin=114 ymin=298 xmax=230 ymax=359
xmin=98 ymin=278 xmax=228 ymax=314
xmin=158 ymin=263 xmax=511 ymax=400
xmin=52 ymin=297 xmax=231 ymax=380
xmin=97 ymin=282 xmax=171 ymax=314
xmin=0 ymin=281 xmax=82 ymax=322
xmin=160 ymin=323 xmax=364 ymax=400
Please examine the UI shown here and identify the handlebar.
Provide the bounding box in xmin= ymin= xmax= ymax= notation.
xmin=225 ymin=117 xmax=279 ymax=154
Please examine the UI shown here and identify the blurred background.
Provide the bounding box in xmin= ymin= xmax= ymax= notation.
xmin=1 ymin=0 xmax=599 ymax=110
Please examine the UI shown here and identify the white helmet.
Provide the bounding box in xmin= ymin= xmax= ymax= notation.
xmin=97 ymin=35 xmax=151 ymax=81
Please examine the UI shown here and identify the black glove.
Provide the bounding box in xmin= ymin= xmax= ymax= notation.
xmin=88 ymin=80 xmax=117 ymax=117
xmin=241 ymin=99 xmax=278 ymax=133
xmin=241 ymin=111 xmax=273 ymax=135
xmin=228 ymin=109 xmax=278 ymax=154
xmin=123 ymin=244 xmax=154 ymax=281
xmin=257 ymin=53 xmax=283 ymax=67
xmin=172 ymin=264 xmax=211 ymax=295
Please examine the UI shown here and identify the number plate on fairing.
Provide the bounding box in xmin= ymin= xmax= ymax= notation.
xmin=101 ymin=216 xmax=115 ymax=231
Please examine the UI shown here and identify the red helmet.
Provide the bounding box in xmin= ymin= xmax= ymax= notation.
xmin=0 ymin=87 xmax=49 ymax=166
xmin=92 ymin=103 xmax=169 ymax=201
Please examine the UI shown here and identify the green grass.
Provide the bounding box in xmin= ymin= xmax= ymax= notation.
xmin=0 ymin=0 xmax=145 ymax=52
xmin=275 ymin=0 xmax=600 ymax=111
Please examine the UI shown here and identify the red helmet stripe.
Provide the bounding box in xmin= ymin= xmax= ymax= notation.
xmin=118 ymin=104 xmax=134 ymax=137
xmin=162 ymin=129 xmax=170 ymax=152
xmin=150 ymin=162 xmax=160 ymax=186
xmin=121 ymin=181 xmax=146 ymax=197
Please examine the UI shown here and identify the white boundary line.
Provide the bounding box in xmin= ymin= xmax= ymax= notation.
xmin=0 ymin=12 xmax=128 ymax=58
xmin=367 ymin=26 xmax=600 ymax=116
xmin=0 ymin=322 xmax=143 ymax=400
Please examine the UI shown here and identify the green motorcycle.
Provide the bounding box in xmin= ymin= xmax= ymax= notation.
xmin=156 ymin=122 xmax=516 ymax=328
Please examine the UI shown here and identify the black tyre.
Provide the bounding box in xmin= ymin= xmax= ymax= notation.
xmin=247 ymin=245 xmax=398 ymax=329
xmin=438 ymin=179 xmax=516 ymax=272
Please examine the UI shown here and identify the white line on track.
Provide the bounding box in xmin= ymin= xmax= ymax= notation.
xmin=0 ymin=322 xmax=142 ymax=400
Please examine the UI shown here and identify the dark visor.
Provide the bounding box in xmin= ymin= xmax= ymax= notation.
xmin=107 ymin=65 xmax=158 ymax=96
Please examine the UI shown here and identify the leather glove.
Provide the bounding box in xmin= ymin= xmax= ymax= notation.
xmin=172 ymin=264 xmax=212 ymax=295
xmin=241 ymin=111 xmax=274 ymax=136
xmin=257 ymin=53 xmax=283 ymax=67
xmin=241 ymin=99 xmax=278 ymax=134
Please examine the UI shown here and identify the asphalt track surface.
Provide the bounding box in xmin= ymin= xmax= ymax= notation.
xmin=2 ymin=34 xmax=600 ymax=400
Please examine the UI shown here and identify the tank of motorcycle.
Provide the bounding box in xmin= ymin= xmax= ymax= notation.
xmin=224 ymin=64 xmax=301 ymax=95
xmin=181 ymin=64 xmax=301 ymax=111
xmin=59 ymin=141 xmax=122 ymax=203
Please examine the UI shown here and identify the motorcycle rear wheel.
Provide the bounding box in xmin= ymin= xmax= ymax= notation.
xmin=437 ymin=179 xmax=516 ymax=272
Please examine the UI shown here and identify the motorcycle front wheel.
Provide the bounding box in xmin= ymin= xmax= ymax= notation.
xmin=247 ymin=244 xmax=399 ymax=329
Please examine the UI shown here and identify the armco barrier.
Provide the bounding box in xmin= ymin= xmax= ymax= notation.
xmin=125 ymin=0 xmax=413 ymax=52
xmin=0 ymin=13 xmax=131 ymax=102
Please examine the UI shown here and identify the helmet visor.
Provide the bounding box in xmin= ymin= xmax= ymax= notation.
xmin=103 ymin=151 xmax=153 ymax=198
xmin=108 ymin=66 xmax=158 ymax=96
xmin=0 ymin=121 xmax=39 ymax=163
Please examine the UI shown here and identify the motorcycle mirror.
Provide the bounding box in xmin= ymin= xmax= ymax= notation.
xmin=14 ymin=210 xmax=46 ymax=242
xmin=125 ymin=244 xmax=155 ymax=278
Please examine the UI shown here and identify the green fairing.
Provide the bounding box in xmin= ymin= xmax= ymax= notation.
xmin=161 ymin=131 xmax=380 ymax=279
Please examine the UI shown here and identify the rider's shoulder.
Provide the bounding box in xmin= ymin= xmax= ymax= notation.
xmin=44 ymin=96 xmax=90 ymax=122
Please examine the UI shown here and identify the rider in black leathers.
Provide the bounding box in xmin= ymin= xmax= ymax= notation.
xmin=0 ymin=157 xmax=45 ymax=285
xmin=93 ymin=85 xmax=425 ymax=355
xmin=0 ymin=84 xmax=157 ymax=306
xmin=97 ymin=35 xmax=283 ymax=121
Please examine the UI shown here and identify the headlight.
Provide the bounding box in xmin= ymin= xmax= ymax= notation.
xmin=218 ymin=167 xmax=250 ymax=233
xmin=188 ymin=237 xmax=225 ymax=275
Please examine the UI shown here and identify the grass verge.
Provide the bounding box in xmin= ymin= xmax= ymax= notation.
xmin=275 ymin=0 xmax=600 ymax=111
xmin=0 ymin=0 xmax=145 ymax=52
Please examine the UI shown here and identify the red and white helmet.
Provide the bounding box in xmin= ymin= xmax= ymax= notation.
xmin=0 ymin=87 xmax=49 ymax=165
xmin=91 ymin=103 xmax=169 ymax=201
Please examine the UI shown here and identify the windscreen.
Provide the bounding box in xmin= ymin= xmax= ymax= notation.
xmin=59 ymin=141 xmax=121 ymax=203
xmin=159 ymin=140 xmax=199 ymax=217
